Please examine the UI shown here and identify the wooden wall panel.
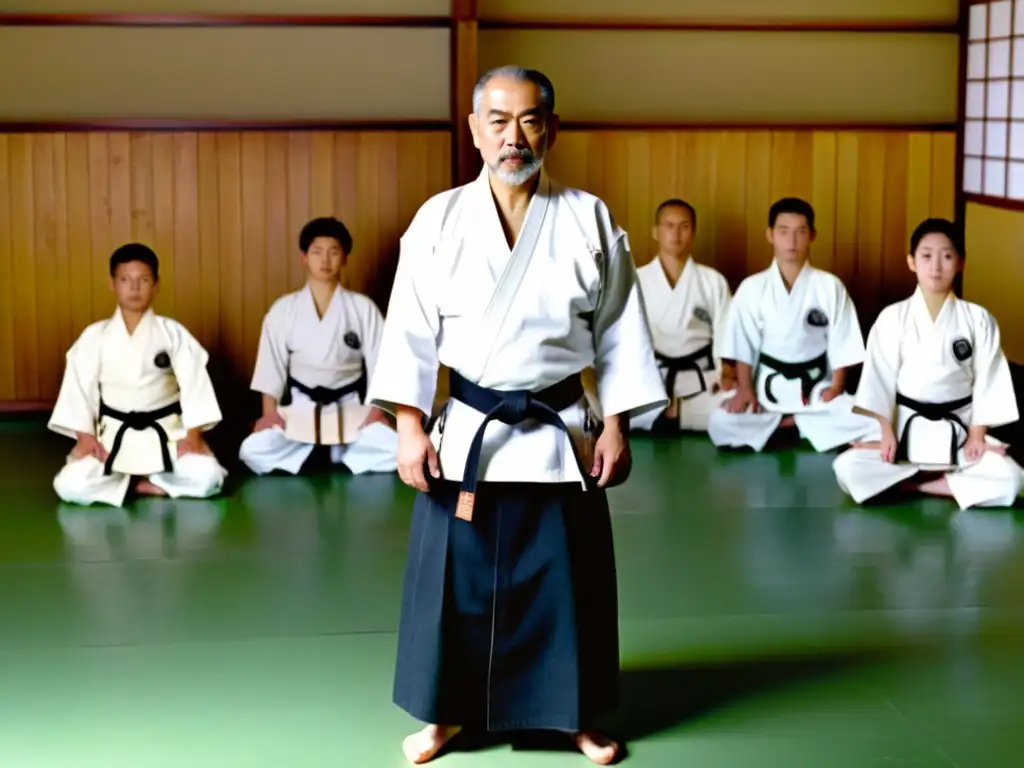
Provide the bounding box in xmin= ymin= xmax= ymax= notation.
xmin=545 ymin=128 xmax=957 ymax=329
xmin=0 ymin=129 xmax=452 ymax=405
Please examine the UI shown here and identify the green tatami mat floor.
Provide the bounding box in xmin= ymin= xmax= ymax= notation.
xmin=1 ymin=420 xmax=1023 ymax=767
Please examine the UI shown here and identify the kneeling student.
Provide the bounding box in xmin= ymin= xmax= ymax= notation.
xmin=238 ymin=217 xmax=398 ymax=476
xmin=708 ymin=197 xmax=874 ymax=452
xmin=49 ymin=243 xmax=227 ymax=506
xmin=632 ymin=199 xmax=735 ymax=434
xmin=834 ymin=218 xmax=1022 ymax=509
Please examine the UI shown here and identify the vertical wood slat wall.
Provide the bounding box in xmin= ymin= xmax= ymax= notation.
xmin=0 ymin=126 xmax=956 ymax=406
xmin=0 ymin=130 xmax=452 ymax=404
xmin=547 ymin=129 xmax=957 ymax=326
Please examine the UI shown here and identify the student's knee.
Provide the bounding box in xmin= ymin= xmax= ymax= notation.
xmin=177 ymin=453 xmax=226 ymax=494
xmin=53 ymin=456 xmax=101 ymax=498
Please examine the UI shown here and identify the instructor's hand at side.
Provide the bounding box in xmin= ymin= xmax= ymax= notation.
xmin=590 ymin=416 xmax=631 ymax=488
xmin=396 ymin=407 xmax=440 ymax=492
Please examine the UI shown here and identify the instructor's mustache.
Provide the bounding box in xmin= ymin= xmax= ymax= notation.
xmin=499 ymin=148 xmax=536 ymax=162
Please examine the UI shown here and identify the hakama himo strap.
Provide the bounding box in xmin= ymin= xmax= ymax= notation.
xmin=655 ymin=342 xmax=715 ymax=401
xmin=99 ymin=400 xmax=182 ymax=476
xmin=758 ymin=351 xmax=829 ymax=406
xmin=447 ymin=369 xmax=597 ymax=522
xmin=894 ymin=391 xmax=973 ymax=466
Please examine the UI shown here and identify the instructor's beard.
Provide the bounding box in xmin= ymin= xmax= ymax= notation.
xmin=489 ymin=139 xmax=547 ymax=186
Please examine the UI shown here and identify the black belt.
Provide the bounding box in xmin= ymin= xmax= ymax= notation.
xmin=282 ymin=367 xmax=367 ymax=446
xmin=656 ymin=343 xmax=715 ymax=401
xmin=446 ymin=369 xmax=597 ymax=522
xmin=894 ymin=392 xmax=973 ymax=465
xmin=99 ymin=400 xmax=182 ymax=476
xmin=758 ymin=351 xmax=829 ymax=406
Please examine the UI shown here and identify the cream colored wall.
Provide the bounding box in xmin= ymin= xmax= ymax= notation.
xmin=964 ymin=203 xmax=1024 ymax=363
xmin=1 ymin=0 xmax=447 ymax=13
xmin=478 ymin=0 xmax=959 ymax=22
xmin=0 ymin=27 xmax=450 ymax=120
xmin=478 ymin=30 xmax=958 ymax=123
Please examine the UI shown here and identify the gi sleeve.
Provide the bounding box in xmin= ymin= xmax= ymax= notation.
xmin=592 ymin=232 xmax=669 ymax=420
xmin=854 ymin=308 xmax=900 ymax=422
xmin=367 ymin=209 xmax=442 ymax=419
xmin=970 ymin=308 xmax=1019 ymax=428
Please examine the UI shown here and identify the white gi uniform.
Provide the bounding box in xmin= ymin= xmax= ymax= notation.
xmin=708 ymin=260 xmax=874 ymax=452
xmin=633 ymin=256 xmax=732 ymax=432
xmin=49 ymin=308 xmax=227 ymax=507
xmin=833 ymin=288 xmax=1023 ymax=509
xmin=238 ymin=284 xmax=398 ymax=476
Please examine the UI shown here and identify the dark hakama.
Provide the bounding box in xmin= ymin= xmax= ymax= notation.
xmin=392 ymin=370 xmax=620 ymax=732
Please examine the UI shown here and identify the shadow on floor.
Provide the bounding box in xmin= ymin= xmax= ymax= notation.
xmin=439 ymin=649 xmax=895 ymax=762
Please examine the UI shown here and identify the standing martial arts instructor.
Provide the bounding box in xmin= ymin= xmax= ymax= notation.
xmin=368 ymin=65 xmax=668 ymax=764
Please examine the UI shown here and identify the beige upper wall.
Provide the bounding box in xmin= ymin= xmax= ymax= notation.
xmin=0 ymin=0 xmax=447 ymax=13
xmin=478 ymin=30 xmax=959 ymax=123
xmin=479 ymin=0 xmax=959 ymax=22
xmin=0 ymin=27 xmax=449 ymax=120
xmin=964 ymin=203 xmax=1024 ymax=363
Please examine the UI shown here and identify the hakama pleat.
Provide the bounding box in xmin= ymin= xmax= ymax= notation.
xmin=393 ymin=479 xmax=619 ymax=733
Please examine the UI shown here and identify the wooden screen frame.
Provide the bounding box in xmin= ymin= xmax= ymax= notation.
xmin=960 ymin=0 xmax=1024 ymax=211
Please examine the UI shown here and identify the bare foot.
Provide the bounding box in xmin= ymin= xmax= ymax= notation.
xmin=915 ymin=476 xmax=953 ymax=498
xmin=574 ymin=730 xmax=621 ymax=765
xmin=135 ymin=479 xmax=168 ymax=496
xmin=402 ymin=724 xmax=461 ymax=764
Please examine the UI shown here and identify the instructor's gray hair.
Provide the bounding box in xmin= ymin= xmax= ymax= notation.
xmin=472 ymin=66 xmax=556 ymax=115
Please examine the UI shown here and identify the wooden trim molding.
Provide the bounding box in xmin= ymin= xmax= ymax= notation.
xmin=450 ymin=0 xmax=481 ymax=186
xmin=477 ymin=17 xmax=959 ymax=34
xmin=0 ymin=118 xmax=454 ymax=133
xmin=965 ymin=192 xmax=1024 ymax=211
xmin=0 ymin=401 xmax=51 ymax=414
xmin=0 ymin=13 xmax=452 ymax=28
xmin=955 ymin=0 xmax=970 ymax=227
xmin=556 ymin=120 xmax=959 ymax=132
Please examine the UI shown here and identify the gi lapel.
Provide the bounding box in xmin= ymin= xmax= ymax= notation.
xmin=458 ymin=169 xmax=552 ymax=383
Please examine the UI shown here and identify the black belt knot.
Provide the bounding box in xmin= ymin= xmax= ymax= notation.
xmin=758 ymin=351 xmax=829 ymax=405
xmin=99 ymin=399 xmax=182 ymax=476
xmin=656 ymin=342 xmax=715 ymax=402
xmin=894 ymin=392 xmax=973 ymax=465
xmin=442 ymin=369 xmax=598 ymax=522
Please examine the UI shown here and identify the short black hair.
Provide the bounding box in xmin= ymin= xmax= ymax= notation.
xmin=299 ymin=217 xmax=353 ymax=255
xmin=768 ymin=197 xmax=816 ymax=231
xmin=109 ymin=243 xmax=159 ymax=280
xmin=655 ymin=198 xmax=696 ymax=228
xmin=910 ymin=218 xmax=964 ymax=259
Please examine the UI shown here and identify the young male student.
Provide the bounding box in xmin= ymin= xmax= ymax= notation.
xmin=367 ymin=66 xmax=667 ymax=765
xmin=49 ymin=243 xmax=227 ymax=506
xmin=238 ymin=217 xmax=398 ymax=476
xmin=633 ymin=199 xmax=734 ymax=433
xmin=834 ymin=218 xmax=1023 ymax=508
xmin=707 ymin=197 xmax=874 ymax=452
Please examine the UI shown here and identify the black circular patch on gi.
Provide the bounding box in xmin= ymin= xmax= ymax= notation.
xmin=952 ymin=337 xmax=973 ymax=362
xmin=806 ymin=308 xmax=829 ymax=328
xmin=693 ymin=307 xmax=712 ymax=325
xmin=154 ymin=351 xmax=171 ymax=369
xmin=344 ymin=332 xmax=361 ymax=350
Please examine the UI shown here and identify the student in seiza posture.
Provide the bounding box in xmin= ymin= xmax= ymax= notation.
xmin=48 ymin=243 xmax=227 ymax=507
xmin=707 ymin=197 xmax=875 ymax=452
xmin=366 ymin=66 xmax=667 ymax=765
xmin=632 ymin=198 xmax=735 ymax=434
xmin=238 ymin=216 xmax=398 ymax=476
xmin=833 ymin=218 xmax=1022 ymax=508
